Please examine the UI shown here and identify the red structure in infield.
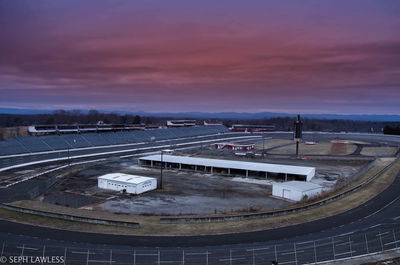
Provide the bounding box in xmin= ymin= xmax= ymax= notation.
xmin=214 ymin=142 xmax=255 ymax=151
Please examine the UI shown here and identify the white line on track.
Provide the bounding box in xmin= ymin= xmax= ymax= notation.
xmin=246 ymin=247 xmax=271 ymax=251
xmin=335 ymin=231 xmax=355 ymax=237
xmin=334 ymin=250 xmax=356 ymax=256
xmin=219 ymin=257 xmax=245 ymax=261
xmin=369 ymin=224 xmax=382 ymax=229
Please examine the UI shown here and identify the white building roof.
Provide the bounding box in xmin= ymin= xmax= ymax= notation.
xmin=139 ymin=155 xmax=315 ymax=178
xmin=98 ymin=173 xmax=155 ymax=185
xmin=273 ymin=181 xmax=322 ymax=192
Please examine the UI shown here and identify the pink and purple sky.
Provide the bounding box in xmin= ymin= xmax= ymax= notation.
xmin=0 ymin=0 xmax=399 ymax=114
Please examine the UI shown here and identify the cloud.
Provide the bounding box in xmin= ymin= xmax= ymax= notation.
xmin=0 ymin=1 xmax=399 ymax=113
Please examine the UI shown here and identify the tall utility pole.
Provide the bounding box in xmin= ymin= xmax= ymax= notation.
xmin=262 ymin=134 xmax=265 ymax=157
xmin=294 ymin=114 xmax=303 ymax=156
xmin=67 ymin=146 xmax=70 ymax=166
xmin=160 ymin=150 xmax=164 ymax=189
xmin=68 ymin=139 xmax=76 ymax=166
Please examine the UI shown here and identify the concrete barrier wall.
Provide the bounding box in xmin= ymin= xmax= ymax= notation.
xmin=160 ymin=159 xmax=397 ymax=223
xmin=0 ymin=204 xmax=140 ymax=228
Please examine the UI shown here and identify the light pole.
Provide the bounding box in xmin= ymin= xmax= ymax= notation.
xmin=67 ymin=145 xmax=70 ymax=166
xmin=160 ymin=150 xmax=164 ymax=189
xmin=68 ymin=139 xmax=76 ymax=166
xmin=262 ymin=134 xmax=265 ymax=157
xmin=294 ymin=114 xmax=303 ymax=157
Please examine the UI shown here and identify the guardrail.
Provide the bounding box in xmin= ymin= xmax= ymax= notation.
xmin=160 ymin=158 xmax=398 ymax=223
xmin=0 ymin=204 xmax=140 ymax=228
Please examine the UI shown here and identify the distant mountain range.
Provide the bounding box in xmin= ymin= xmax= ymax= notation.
xmin=0 ymin=108 xmax=399 ymax=122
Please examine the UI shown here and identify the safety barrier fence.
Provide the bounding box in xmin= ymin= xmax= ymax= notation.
xmin=0 ymin=204 xmax=140 ymax=228
xmin=0 ymin=223 xmax=399 ymax=264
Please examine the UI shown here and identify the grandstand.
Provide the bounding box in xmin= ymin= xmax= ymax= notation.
xmin=28 ymin=124 xmax=156 ymax=135
xmin=0 ymin=126 xmax=228 ymax=156
xmin=230 ymin=124 xmax=275 ymax=132
xmin=166 ymin=120 xmax=196 ymax=127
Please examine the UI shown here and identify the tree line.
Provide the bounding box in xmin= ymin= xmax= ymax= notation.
xmin=0 ymin=110 xmax=399 ymax=133
xmin=383 ymin=126 xmax=400 ymax=135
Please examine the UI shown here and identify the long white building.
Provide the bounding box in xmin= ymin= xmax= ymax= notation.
xmin=98 ymin=173 xmax=157 ymax=194
xmin=139 ymin=155 xmax=315 ymax=181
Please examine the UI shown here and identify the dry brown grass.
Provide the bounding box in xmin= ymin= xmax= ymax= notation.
xmin=254 ymin=139 xmax=293 ymax=150
xmin=268 ymin=142 xmax=357 ymax=155
xmin=360 ymin=146 xmax=399 ymax=157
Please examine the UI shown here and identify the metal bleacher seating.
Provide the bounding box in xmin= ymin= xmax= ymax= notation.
xmin=168 ymin=127 xmax=187 ymax=138
xmin=117 ymin=131 xmax=138 ymax=144
xmin=131 ymin=130 xmax=151 ymax=142
xmin=0 ymin=126 xmax=228 ymax=156
xmin=62 ymin=134 xmax=92 ymax=148
xmin=159 ymin=128 xmax=177 ymax=139
xmin=0 ymin=138 xmax=30 ymax=155
xmin=80 ymin=133 xmax=112 ymax=146
xmin=38 ymin=135 xmax=69 ymax=150
xmin=15 ymin=136 xmax=52 ymax=152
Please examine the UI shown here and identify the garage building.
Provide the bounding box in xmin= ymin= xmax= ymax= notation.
xmin=272 ymin=181 xmax=322 ymax=201
xmin=139 ymin=154 xmax=315 ymax=181
xmin=98 ymin=173 xmax=157 ymax=194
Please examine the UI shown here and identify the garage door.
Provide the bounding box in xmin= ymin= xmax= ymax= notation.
xmin=283 ymin=189 xmax=291 ymax=199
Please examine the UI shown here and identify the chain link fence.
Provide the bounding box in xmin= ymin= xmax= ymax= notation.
xmin=1 ymin=223 xmax=399 ymax=265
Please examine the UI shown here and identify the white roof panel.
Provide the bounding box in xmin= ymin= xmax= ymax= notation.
xmin=98 ymin=173 xmax=156 ymax=184
xmin=139 ymin=155 xmax=315 ymax=177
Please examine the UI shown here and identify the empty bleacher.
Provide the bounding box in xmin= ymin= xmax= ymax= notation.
xmin=81 ymin=133 xmax=112 ymax=147
xmin=0 ymin=126 xmax=228 ymax=156
xmin=37 ymin=135 xmax=69 ymax=150
xmin=63 ymin=134 xmax=92 ymax=148
xmin=15 ymin=137 xmax=51 ymax=153
xmin=0 ymin=138 xmax=30 ymax=155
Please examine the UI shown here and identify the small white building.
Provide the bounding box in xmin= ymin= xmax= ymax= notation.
xmin=272 ymin=181 xmax=322 ymax=201
xmin=98 ymin=173 xmax=157 ymax=194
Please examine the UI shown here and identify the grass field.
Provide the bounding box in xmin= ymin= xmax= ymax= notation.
xmin=268 ymin=142 xmax=357 ymax=155
xmin=254 ymin=139 xmax=293 ymax=150
xmin=360 ymin=146 xmax=399 ymax=157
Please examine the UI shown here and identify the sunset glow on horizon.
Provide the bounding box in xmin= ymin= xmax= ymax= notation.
xmin=1 ymin=0 xmax=400 ymax=114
